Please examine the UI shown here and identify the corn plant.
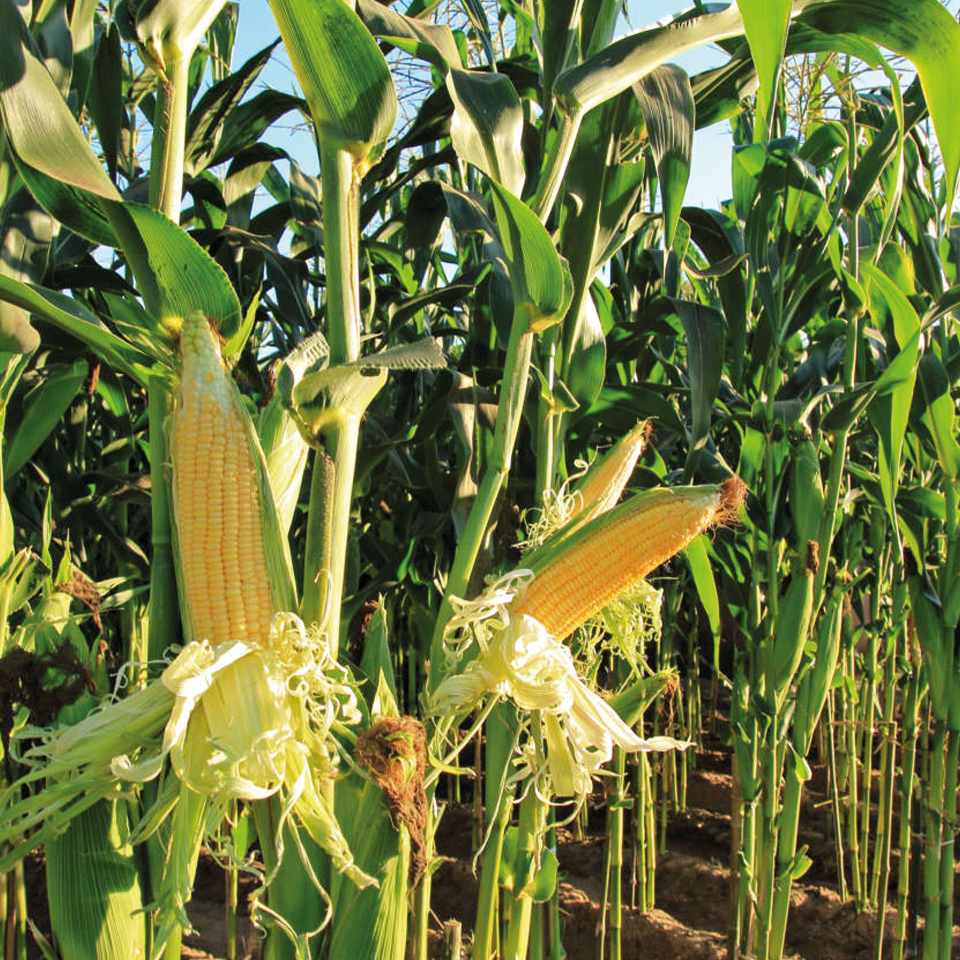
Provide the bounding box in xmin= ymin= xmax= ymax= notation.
xmin=0 ymin=2 xmax=960 ymax=960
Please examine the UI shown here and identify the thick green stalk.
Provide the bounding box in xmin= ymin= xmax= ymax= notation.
xmin=309 ymin=140 xmax=363 ymax=654
xmin=148 ymin=50 xmax=190 ymax=221
xmin=755 ymin=731 xmax=785 ymax=960
xmin=475 ymin=704 xmax=520 ymax=960
xmin=146 ymin=381 xmax=180 ymax=960
xmin=301 ymin=448 xmax=335 ymax=629
xmin=503 ymin=790 xmax=547 ymax=960
xmin=768 ymin=747 xmax=807 ymax=960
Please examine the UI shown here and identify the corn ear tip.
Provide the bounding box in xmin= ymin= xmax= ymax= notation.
xmin=718 ymin=476 xmax=747 ymax=521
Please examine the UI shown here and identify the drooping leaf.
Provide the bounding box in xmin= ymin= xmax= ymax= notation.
xmin=675 ymin=299 xmax=724 ymax=474
xmin=356 ymin=0 xmax=462 ymax=68
xmin=554 ymin=4 xmax=749 ymax=116
xmin=447 ymin=69 xmax=525 ymax=196
xmin=0 ymin=275 xmax=151 ymax=382
xmin=0 ymin=0 xmax=120 ymax=201
xmin=633 ymin=65 xmax=694 ymax=247
xmin=685 ymin=534 xmax=721 ymax=638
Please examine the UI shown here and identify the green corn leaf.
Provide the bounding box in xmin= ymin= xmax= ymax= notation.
xmin=185 ymin=40 xmax=281 ymax=176
xmin=684 ymin=535 xmax=721 ymax=639
xmin=488 ymin=180 xmax=573 ymax=329
xmin=797 ymin=0 xmax=960 ymax=218
xmin=110 ymin=201 xmax=242 ymax=339
xmin=554 ymin=4 xmax=748 ymax=116
xmin=735 ymin=0 xmax=791 ymax=138
xmin=0 ymin=275 xmax=151 ymax=383
xmin=268 ymin=0 xmax=397 ymax=162
xmin=539 ymin=0 xmax=579 ymax=99
xmin=861 ymin=262 xmax=919 ymax=557
xmin=633 ymin=65 xmax=694 ymax=247
xmin=0 ymin=0 xmax=120 ymax=202
xmin=916 ymin=353 xmax=960 ymax=481
xmin=356 ymin=0 xmax=461 ymax=68
xmin=11 ymin=159 xmax=118 ymax=248
xmin=564 ymin=292 xmax=607 ymax=416
xmin=447 ymin=69 xmax=525 ymax=195
xmin=675 ymin=299 xmax=724 ymax=474
xmin=86 ymin=23 xmax=123 ymax=182
xmin=45 ymin=800 xmax=147 ymax=960
xmin=5 ymin=359 xmax=88 ymax=479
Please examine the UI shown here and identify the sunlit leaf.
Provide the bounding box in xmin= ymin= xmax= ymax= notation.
xmin=488 ymin=181 xmax=572 ymax=328
xmin=735 ymin=0 xmax=791 ymax=138
xmin=268 ymin=0 xmax=396 ymax=162
xmin=0 ymin=0 xmax=120 ymax=201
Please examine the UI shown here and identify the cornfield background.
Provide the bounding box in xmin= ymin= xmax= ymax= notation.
xmin=0 ymin=1 xmax=960 ymax=959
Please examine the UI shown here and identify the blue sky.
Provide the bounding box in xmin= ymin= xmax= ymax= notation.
xmin=230 ymin=1 xmax=734 ymax=208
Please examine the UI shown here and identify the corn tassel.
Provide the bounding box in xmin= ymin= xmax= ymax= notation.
xmin=516 ymin=477 xmax=746 ymax=641
xmin=169 ymin=315 xmax=292 ymax=647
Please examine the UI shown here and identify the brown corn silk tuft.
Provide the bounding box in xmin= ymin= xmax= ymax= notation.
xmin=356 ymin=717 xmax=428 ymax=883
xmin=171 ymin=316 xmax=275 ymax=648
xmin=515 ymin=477 xmax=747 ymax=641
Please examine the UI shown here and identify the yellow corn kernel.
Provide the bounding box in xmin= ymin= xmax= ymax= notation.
xmin=570 ymin=421 xmax=650 ymax=524
xmin=170 ymin=316 xmax=276 ymax=647
xmin=515 ymin=477 xmax=746 ymax=640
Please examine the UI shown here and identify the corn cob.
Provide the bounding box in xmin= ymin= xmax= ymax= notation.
xmin=170 ymin=315 xmax=280 ymax=647
xmin=515 ymin=477 xmax=746 ymax=641
xmin=569 ymin=420 xmax=650 ymax=525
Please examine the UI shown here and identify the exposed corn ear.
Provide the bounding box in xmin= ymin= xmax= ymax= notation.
xmin=169 ymin=315 xmax=294 ymax=647
xmin=522 ymin=421 xmax=649 ymax=558
xmin=515 ymin=477 xmax=746 ymax=640
xmin=570 ymin=420 xmax=650 ymax=525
